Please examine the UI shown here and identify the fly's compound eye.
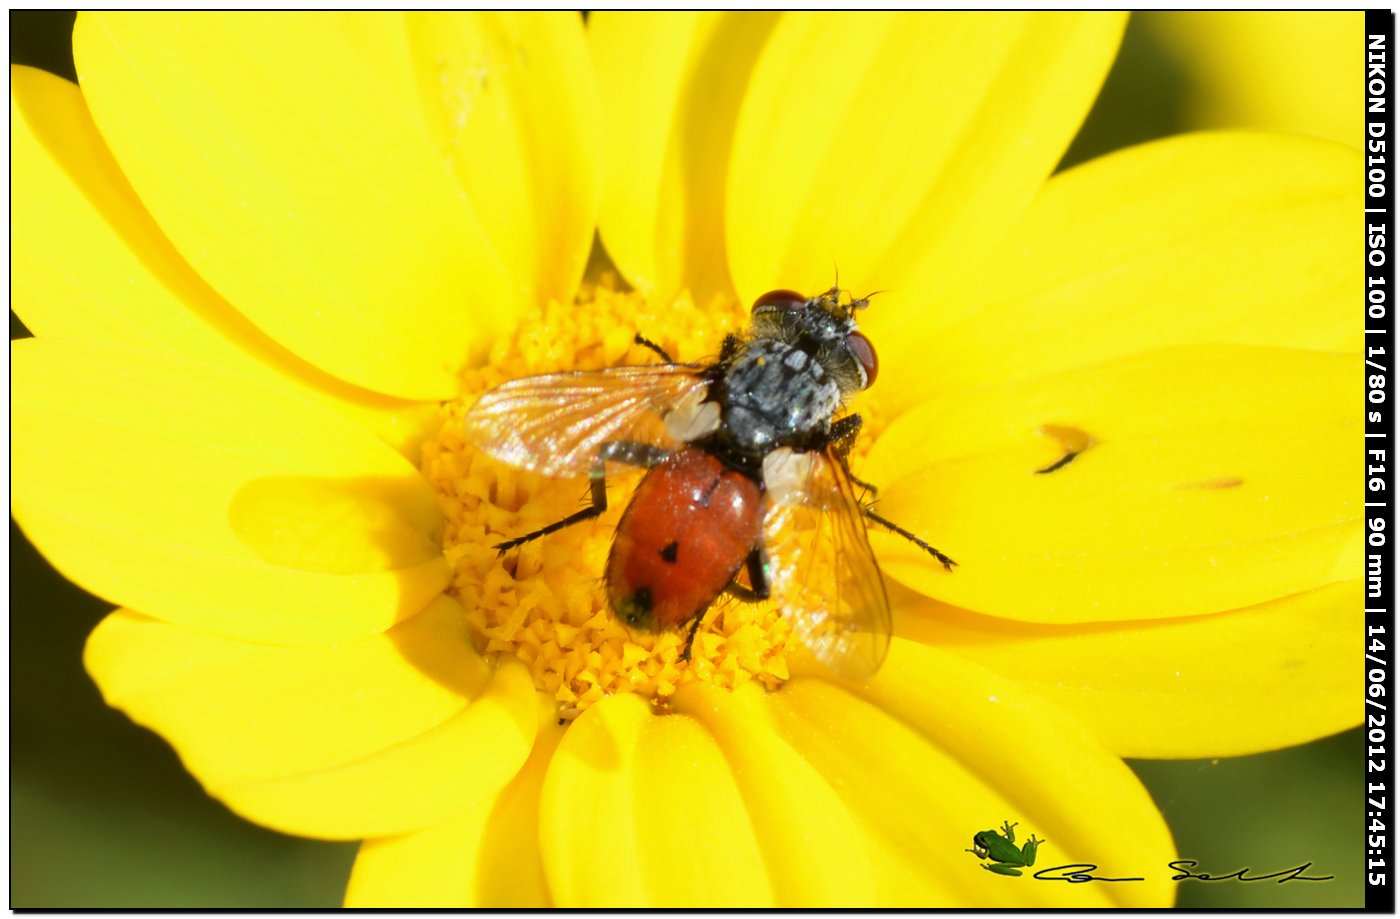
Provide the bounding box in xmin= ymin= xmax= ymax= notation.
xmin=846 ymin=331 xmax=878 ymax=388
xmin=751 ymin=289 xmax=809 ymax=313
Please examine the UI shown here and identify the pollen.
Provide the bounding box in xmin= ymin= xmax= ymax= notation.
xmin=422 ymin=277 xmax=796 ymax=721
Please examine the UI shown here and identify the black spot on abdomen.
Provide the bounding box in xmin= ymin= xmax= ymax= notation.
xmin=660 ymin=540 xmax=679 ymax=563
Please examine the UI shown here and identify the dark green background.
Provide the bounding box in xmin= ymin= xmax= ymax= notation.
xmin=10 ymin=11 xmax=1363 ymax=907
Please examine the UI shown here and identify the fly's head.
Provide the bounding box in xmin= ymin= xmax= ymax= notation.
xmin=748 ymin=287 xmax=879 ymax=395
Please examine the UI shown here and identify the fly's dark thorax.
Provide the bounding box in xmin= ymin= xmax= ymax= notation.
xmin=712 ymin=339 xmax=843 ymax=458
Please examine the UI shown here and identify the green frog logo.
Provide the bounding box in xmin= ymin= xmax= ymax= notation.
xmin=965 ymin=820 xmax=1043 ymax=876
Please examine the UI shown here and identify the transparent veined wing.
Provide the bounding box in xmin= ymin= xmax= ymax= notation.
xmin=463 ymin=364 xmax=713 ymax=478
xmin=761 ymin=445 xmax=892 ymax=680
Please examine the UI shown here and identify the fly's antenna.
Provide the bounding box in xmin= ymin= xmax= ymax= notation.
xmin=843 ymin=287 xmax=890 ymax=315
xmin=823 ymin=262 xmax=844 ymax=303
xmin=854 ymin=288 xmax=887 ymax=310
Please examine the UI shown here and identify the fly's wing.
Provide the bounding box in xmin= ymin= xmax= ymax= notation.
xmin=463 ymin=364 xmax=711 ymax=478
xmin=762 ymin=446 xmax=892 ymax=681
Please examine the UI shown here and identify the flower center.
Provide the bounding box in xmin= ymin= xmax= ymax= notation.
xmin=423 ymin=279 xmax=797 ymax=720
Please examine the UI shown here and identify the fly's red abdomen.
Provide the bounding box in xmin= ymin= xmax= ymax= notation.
xmin=607 ymin=448 xmax=763 ymax=631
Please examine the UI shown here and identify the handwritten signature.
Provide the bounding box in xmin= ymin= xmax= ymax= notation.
xmin=1032 ymin=864 xmax=1144 ymax=883
xmin=1167 ymin=860 xmax=1335 ymax=883
xmin=1026 ymin=861 xmax=1334 ymax=884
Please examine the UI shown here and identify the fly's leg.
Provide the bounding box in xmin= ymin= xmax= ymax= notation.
xmin=717 ymin=333 xmax=745 ymax=364
xmin=830 ymin=413 xmax=862 ymax=455
xmin=633 ymin=333 xmax=675 ymax=364
xmin=684 ymin=545 xmax=771 ymax=663
xmin=493 ymin=441 xmax=669 ymax=555
xmin=865 ymin=510 xmax=957 ymax=571
xmin=828 ymin=414 xmax=878 ymax=496
xmin=680 ymin=613 xmax=707 ymax=665
xmin=827 ymin=415 xmax=957 ymax=571
xmin=725 ymin=544 xmax=772 ymax=603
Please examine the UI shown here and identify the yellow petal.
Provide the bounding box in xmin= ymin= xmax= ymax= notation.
xmin=864 ymin=345 xmax=1359 ymax=622
xmin=85 ymin=598 xmax=538 ymax=839
xmin=10 ymin=64 xmax=437 ymax=456
xmin=896 ymin=580 xmax=1362 ymax=758
xmin=590 ymin=11 xmax=779 ymax=305
xmin=1150 ymin=12 xmax=1362 ymax=146
xmin=538 ymin=693 xmax=773 ymax=907
xmin=672 ymin=682 xmax=879 ymax=905
xmin=726 ymin=13 xmax=1125 ymax=309
xmin=346 ymin=702 xmax=563 ymax=907
xmin=408 ymin=12 xmax=599 ymax=312
xmin=13 ymin=337 xmax=448 ymax=644
xmin=771 ymin=640 xmax=1175 ymax=907
xmin=538 ymin=649 xmax=1174 ymax=906
xmin=876 ymin=132 xmax=1361 ymax=410
xmin=73 ymin=12 xmax=515 ymax=399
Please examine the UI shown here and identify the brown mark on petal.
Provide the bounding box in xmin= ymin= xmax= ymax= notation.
xmin=1034 ymin=424 xmax=1095 ymax=475
xmin=1173 ymin=477 xmax=1245 ymax=490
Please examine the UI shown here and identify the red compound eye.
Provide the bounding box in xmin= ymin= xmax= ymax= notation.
xmin=846 ymin=332 xmax=878 ymax=387
xmin=751 ymin=289 xmax=808 ymax=313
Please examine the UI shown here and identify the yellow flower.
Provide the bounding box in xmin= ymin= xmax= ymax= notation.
xmin=12 ymin=11 xmax=1358 ymax=907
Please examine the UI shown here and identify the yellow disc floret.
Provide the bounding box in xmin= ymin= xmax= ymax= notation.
xmin=422 ymin=278 xmax=796 ymax=720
